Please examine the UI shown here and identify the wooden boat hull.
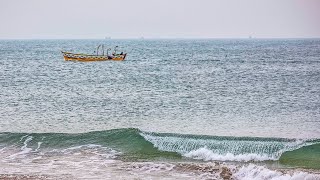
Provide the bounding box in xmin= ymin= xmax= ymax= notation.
xmin=62 ymin=51 xmax=126 ymax=62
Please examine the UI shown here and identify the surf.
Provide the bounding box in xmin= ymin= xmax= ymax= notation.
xmin=0 ymin=128 xmax=319 ymax=169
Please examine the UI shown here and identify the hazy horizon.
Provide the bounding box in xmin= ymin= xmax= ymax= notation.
xmin=0 ymin=37 xmax=320 ymax=41
xmin=1 ymin=0 xmax=320 ymax=39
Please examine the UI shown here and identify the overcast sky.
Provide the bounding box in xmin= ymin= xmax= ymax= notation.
xmin=0 ymin=0 xmax=319 ymax=39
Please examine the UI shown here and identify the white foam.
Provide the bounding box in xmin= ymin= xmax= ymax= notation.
xmin=21 ymin=135 xmax=33 ymax=150
xmin=140 ymin=132 xmax=313 ymax=163
xmin=19 ymin=134 xmax=29 ymax=142
xmin=184 ymin=147 xmax=276 ymax=162
xmin=34 ymin=142 xmax=42 ymax=152
xmin=126 ymin=162 xmax=175 ymax=173
xmin=60 ymin=144 xmax=120 ymax=159
xmin=5 ymin=136 xmax=34 ymax=160
xmin=0 ymin=147 xmax=6 ymax=153
xmin=233 ymin=164 xmax=320 ymax=180
xmin=62 ymin=144 xmax=102 ymax=152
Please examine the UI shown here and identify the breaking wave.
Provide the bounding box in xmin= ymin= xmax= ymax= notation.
xmin=0 ymin=128 xmax=319 ymax=167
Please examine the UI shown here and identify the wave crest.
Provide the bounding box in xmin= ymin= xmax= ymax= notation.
xmin=140 ymin=131 xmax=315 ymax=162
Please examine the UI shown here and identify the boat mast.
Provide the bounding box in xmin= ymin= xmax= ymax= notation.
xmin=114 ymin=46 xmax=118 ymax=55
xmin=97 ymin=45 xmax=101 ymax=55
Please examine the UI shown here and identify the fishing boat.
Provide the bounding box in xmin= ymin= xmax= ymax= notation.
xmin=62 ymin=45 xmax=127 ymax=61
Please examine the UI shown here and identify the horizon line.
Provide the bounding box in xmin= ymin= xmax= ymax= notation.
xmin=1 ymin=37 xmax=320 ymax=40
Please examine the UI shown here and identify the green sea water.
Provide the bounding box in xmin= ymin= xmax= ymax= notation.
xmin=0 ymin=128 xmax=319 ymax=169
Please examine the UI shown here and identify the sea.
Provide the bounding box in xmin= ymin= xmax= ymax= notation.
xmin=0 ymin=39 xmax=319 ymax=179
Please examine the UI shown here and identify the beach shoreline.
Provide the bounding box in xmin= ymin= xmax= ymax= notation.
xmin=1 ymin=161 xmax=320 ymax=180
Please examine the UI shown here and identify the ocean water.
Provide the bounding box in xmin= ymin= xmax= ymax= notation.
xmin=0 ymin=39 xmax=320 ymax=179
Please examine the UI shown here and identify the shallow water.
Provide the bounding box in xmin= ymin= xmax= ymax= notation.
xmin=0 ymin=39 xmax=320 ymax=179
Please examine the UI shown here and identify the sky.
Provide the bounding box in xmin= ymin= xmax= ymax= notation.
xmin=0 ymin=0 xmax=319 ymax=39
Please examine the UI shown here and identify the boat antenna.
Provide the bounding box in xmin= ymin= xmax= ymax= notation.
xmin=102 ymin=45 xmax=104 ymax=56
